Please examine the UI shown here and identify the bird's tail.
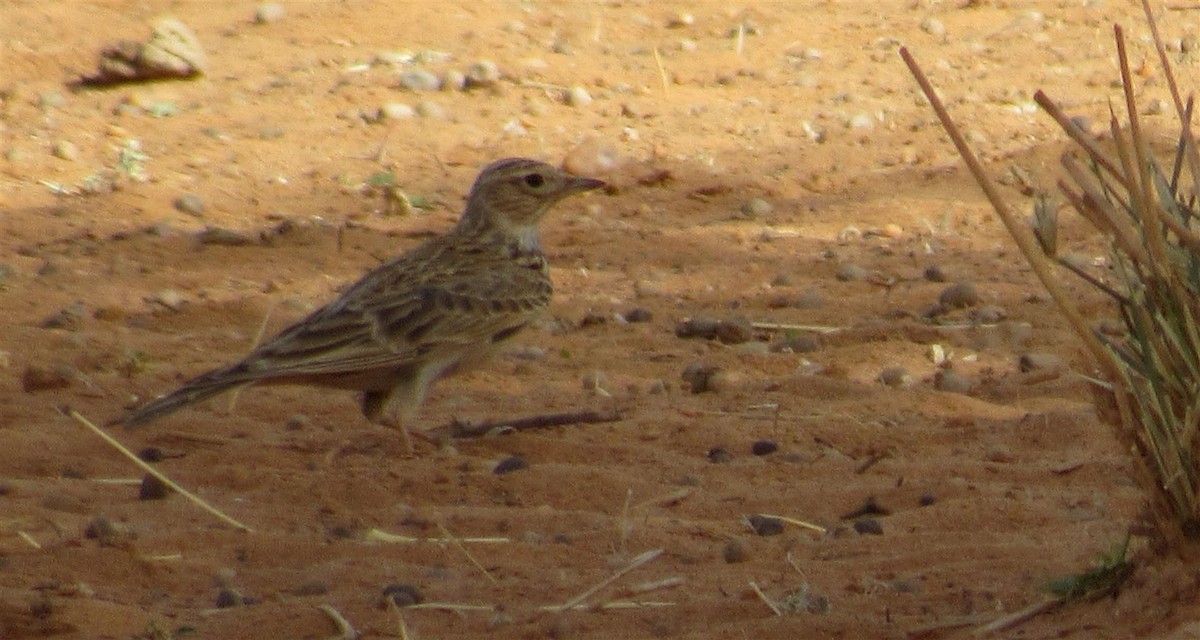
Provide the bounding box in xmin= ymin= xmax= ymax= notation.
xmin=110 ymin=365 xmax=253 ymax=428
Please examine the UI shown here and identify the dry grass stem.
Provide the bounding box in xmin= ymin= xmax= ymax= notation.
xmin=140 ymin=553 xmax=184 ymax=561
xmin=66 ymin=408 xmax=253 ymax=533
xmin=972 ymin=597 xmax=1063 ymax=637
xmin=365 ymin=528 xmax=509 ymax=544
xmin=633 ymin=487 xmax=693 ymax=510
xmin=17 ymin=531 xmax=40 ymax=549
xmin=749 ymin=581 xmax=782 ymax=616
xmin=755 ymin=513 xmax=827 ymax=535
xmin=318 ymin=604 xmax=359 ymax=640
xmin=385 ymin=599 xmax=412 ymax=640
xmin=751 ymin=321 xmax=843 ymax=334
xmin=652 ymin=47 xmax=670 ymax=98
xmin=549 ymin=548 xmax=663 ymax=613
xmin=437 ymin=521 xmax=498 ymax=584
xmin=408 ymin=602 xmax=495 ymax=612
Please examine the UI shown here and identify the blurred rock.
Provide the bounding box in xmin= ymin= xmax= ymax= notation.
xmin=84 ymin=17 xmax=206 ymax=85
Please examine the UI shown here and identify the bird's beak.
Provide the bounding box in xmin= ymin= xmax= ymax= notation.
xmin=568 ymin=176 xmax=607 ymax=193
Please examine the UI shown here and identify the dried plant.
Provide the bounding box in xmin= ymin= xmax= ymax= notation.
xmin=903 ymin=1 xmax=1200 ymax=546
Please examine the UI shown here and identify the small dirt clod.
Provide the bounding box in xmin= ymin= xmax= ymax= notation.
xmin=493 ymin=455 xmax=529 ymax=475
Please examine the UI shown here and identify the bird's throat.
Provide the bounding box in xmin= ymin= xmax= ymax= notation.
xmin=511 ymin=225 xmax=542 ymax=256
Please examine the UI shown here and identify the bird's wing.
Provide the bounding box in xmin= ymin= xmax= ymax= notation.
xmin=231 ymin=258 xmax=551 ymax=379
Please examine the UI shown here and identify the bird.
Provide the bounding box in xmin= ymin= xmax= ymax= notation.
xmin=112 ymin=157 xmax=605 ymax=453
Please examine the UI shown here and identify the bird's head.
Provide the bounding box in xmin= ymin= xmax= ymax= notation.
xmin=460 ymin=158 xmax=605 ymax=243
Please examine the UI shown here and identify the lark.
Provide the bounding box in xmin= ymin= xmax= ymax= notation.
xmin=113 ymin=158 xmax=605 ymax=451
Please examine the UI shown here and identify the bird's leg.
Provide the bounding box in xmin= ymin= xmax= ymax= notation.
xmin=379 ymin=412 xmax=415 ymax=457
xmin=362 ymin=388 xmax=419 ymax=457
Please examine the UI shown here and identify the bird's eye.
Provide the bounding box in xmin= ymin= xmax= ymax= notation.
xmin=523 ymin=173 xmax=545 ymax=188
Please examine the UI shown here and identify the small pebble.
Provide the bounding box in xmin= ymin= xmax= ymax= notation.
xmin=666 ymin=12 xmax=695 ymax=28
xmin=52 ymin=140 xmax=79 ymax=161
xmin=137 ymin=447 xmax=165 ymax=463
xmin=254 ymin=2 xmax=285 ymax=24
xmin=723 ymin=539 xmax=750 ymax=563
xmin=493 ymin=455 xmax=528 ymax=475
xmin=751 ymin=440 xmax=778 ymax=456
xmin=620 ymin=102 xmax=647 ymax=118
xmin=442 ymin=70 xmax=466 ymax=91
xmin=197 ymin=228 xmax=255 ymax=246
xmin=713 ymin=317 xmax=753 ymax=345
xmin=415 ymin=100 xmax=446 ymax=119
xmin=920 ymin=17 xmax=946 ymax=37
xmin=971 ymin=305 xmax=1007 ymax=324
xmin=707 ymin=447 xmax=733 ymax=464
xmin=37 ymin=92 xmax=67 ymax=109
xmin=148 ymin=288 xmax=187 ymax=311
xmin=681 ymin=362 xmax=718 ymax=394
xmin=923 ymin=265 xmax=947 ymax=282
xmin=622 ymin=307 xmax=653 ymax=323
xmin=138 ymin=473 xmax=172 ymax=500
xmin=1018 ymin=352 xmax=1066 ymax=374
xmin=22 ymin=364 xmax=73 ymax=392
xmin=84 ymin=517 xmax=121 ymax=545
xmin=747 ymin=514 xmax=785 ymax=537
xmin=771 ymin=333 xmax=820 ymax=353
xmin=378 ymin=102 xmax=415 ymax=120
xmin=938 ymin=282 xmax=979 ymax=309
xmin=877 ymin=367 xmax=912 ymax=388
xmin=853 ymin=519 xmax=884 ymax=535
xmin=399 ymin=69 xmax=441 ymax=91
xmin=258 ymin=126 xmax=284 ymax=140
xmin=739 ymin=198 xmax=773 ymax=219
xmin=919 ymin=493 xmax=937 ymax=506
xmin=565 ymin=85 xmax=592 ymax=107
xmin=675 ymin=316 xmax=721 ymax=339
xmin=581 ymin=370 xmax=609 ymax=394
xmin=848 ymin=113 xmax=874 ymax=130
xmin=579 ymin=312 xmax=608 ymax=328
xmin=836 ymin=264 xmax=869 ymax=282
xmin=465 ymin=60 xmax=501 ymax=87
xmin=382 ymin=583 xmax=424 ymax=608
xmin=284 ymin=414 xmax=308 ymax=431
xmin=174 ymin=193 xmax=205 ymax=216
xmin=215 ymin=587 xmax=246 ymax=608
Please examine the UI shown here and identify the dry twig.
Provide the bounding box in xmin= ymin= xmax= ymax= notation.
xmin=65 ymin=408 xmax=252 ymax=532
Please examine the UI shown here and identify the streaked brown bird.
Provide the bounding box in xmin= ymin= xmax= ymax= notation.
xmin=113 ymin=158 xmax=604 ymax=451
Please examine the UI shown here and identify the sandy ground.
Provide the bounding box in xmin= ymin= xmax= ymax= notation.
xmin=3 ymin=1 xmax=1200 ymax=638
